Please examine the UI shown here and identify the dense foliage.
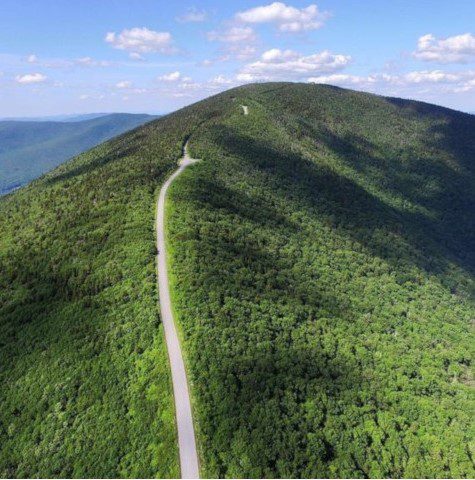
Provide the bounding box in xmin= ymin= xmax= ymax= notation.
xmin=0 ymin=107 xmax=208 ymax=477
xmin=1 ymin=82 xmax=474 ymax=478
xmin=0 ymin=113 xmax=156 ymax=194
xmin=166 ymin=83 xmax=475 ymax=478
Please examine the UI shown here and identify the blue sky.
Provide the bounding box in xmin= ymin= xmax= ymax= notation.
xmin=1 ymin=0 xmax=474 ymax=116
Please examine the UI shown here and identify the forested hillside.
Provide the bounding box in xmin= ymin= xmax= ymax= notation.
xmin=167 ymin=83 xmax=475 ymax=478
xmin=1 ymin=83 xmax=474 ymax=478
xmin=0 ymin=102 xmax=222 ymax=477
xmin=0 ymin=113 xmax=156 ymax=194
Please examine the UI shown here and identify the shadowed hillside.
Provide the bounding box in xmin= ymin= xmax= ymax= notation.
xmin=0 ymin=83 xmax=474 ymax=478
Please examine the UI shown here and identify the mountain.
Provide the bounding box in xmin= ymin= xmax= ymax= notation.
xmin=0 ymin=113 xmax=157 ymax=194
xmin=0 ymin=83 xmax=474 ymax=478
xmin=0 ymin=113 xmax=110 ymax=122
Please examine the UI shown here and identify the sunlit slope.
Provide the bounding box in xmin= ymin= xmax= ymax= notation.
xmin=0 ymin=99 xmax=225 ymax=477
xmin=167 ymin=83 xmax=475 ymax=478
xmin=1 ymin=82 xmax=474 ymax=478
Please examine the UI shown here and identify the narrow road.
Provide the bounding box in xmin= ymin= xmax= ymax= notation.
xmin=156 ymin=141 xmax=200 ymax=479
xmin=241 ymin=105 xmax=249 ymax=115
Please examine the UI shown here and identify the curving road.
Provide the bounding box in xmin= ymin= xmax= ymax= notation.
xmin=156 ymin=141 xmax=200 ymax=479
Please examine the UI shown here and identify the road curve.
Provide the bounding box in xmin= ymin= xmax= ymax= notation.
xmin=156 ymin=141 xmax=200 ymax=479
xmin=241 ymin=105 xmax=249 ymax=115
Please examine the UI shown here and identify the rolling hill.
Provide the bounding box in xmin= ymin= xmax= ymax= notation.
xmin=0 ymin=113 xmax=157 ymax=194
xmin=0 ymin=83 xmax=474 ymax=478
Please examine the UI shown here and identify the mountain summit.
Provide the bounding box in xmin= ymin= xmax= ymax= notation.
xmin=1 ymin=83 xmax=474 ymax=478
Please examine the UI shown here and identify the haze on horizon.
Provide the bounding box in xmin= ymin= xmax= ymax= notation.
xmin=1 ymin=0 xmax=474 ymax=117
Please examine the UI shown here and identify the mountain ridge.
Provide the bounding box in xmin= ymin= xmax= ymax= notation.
xmin=0 ymin=82 xmax=474 ymax=478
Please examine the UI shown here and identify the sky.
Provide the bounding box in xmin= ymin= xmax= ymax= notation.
xmin=1 ymin=0 xmax=474 ymax=116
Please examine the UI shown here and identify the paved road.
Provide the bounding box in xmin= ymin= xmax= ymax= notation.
xmin=241 ymin=105 xmax=249 ymax=115
xmin=156 ymin=141 xmax=200 ymax=479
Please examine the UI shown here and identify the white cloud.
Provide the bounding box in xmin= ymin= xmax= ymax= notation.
xmin=210 ymin=75 xmax=234 ymax=85
xmin=236 ymin=2 xmax=329 ymax=32
xmin=207 ymin=26 xmax=256 ymax=44
xmin=307 ymin=73 xmax=377 ymax=86
xmin=18 ymin=55 xmax=73 ymax=69
xmin=179 ymin=79 xmax=200 ymax=90
xmin=239 ymin=48 xmax=351 ymax=81
xmin=129 ymin=52 xmax=144 ymax=61
xmin=403 ymin=70 xmax=459 ymax=83
xmin=235 ymin=45 xmax=258 ymax=60
xmin=158 ymin=71 xmax=182 ymax=82
xmin=152 ymin=74 xmax=238 ymax=100
xmin=453 ymin=78 xmax=475 ymax=93
xmin=105 ymin=27 xmax=174 ymax=56
xmin=308 ymin=71 xmax=461 ymax=87
xmin=207 ymin=25 xmax=258 ymax=61
xmin=79 ymin=93 xmax=104 ymax=100
xmin=76 ymin=57 xmax=94 ymax=66
xmin=75 ymin=56 xmax=110 ymax=67
xmin=176 ymin=8 xmax=207 ymax=23
xmin=413 ymin=33 xmax=475 ymax=63
xmin=20 ymin=54 xmax=112 ymax=69
xmin=307 ymin=70 xmax=475 ymax=94
xmin=15 ymin=73 xmax=47 ymax=84
xmin=116 ymin=80 xmax=133 ymax=88
xmin=236 ymin=73 xmax=257 ymax=82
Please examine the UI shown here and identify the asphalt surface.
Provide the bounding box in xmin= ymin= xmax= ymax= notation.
xmin=156 ymin=141 xmax=200 ymax=479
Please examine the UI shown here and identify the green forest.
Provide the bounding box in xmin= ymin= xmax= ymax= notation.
xmin=167 ymin=84 xmax=475 ymax=478
xmin=0 ymin=107 xmax=202 ymax=477
xmin=1 ymin=83 xmax=474 ymax=478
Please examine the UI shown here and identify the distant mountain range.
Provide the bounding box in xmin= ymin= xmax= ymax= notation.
xmin=0 ymin=113 xmax=158 ymax=194
xmin=0 ymin=113 xmax=112 ymax=122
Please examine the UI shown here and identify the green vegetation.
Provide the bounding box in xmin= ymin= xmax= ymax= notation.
xmin=1 ymin=82 xmax=474 ymax=478
xmin=0 ymin=113 xmax=157 ymax=194
xmin=166 ymin=83 xmax=475 ymax=478
xmin=0 ymin=108 xmax=203 ymax=477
